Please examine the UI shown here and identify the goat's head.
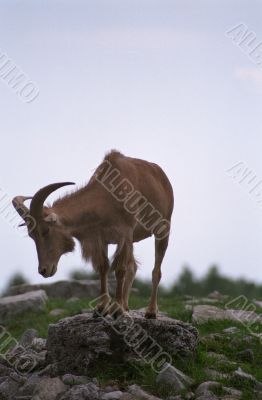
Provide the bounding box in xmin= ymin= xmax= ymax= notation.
xmin=13 ymin=182 xmax=75 ymax=278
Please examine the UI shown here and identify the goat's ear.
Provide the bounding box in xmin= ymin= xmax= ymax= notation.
xmin=44 ymin=213 xmax=59 ymax=224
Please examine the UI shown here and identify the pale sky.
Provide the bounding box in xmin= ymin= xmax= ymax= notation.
xmin=0 ymin=0 xmax=261 ymax=292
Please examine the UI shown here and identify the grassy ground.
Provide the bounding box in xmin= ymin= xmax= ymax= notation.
xmin=4 ymin=293 xmax=262 ymax=399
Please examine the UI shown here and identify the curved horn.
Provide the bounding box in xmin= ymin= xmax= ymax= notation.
xmin=30 ymin=182 xmax=75 ymax=221
xmin=12 ymin=196 xmax=32 ymax=222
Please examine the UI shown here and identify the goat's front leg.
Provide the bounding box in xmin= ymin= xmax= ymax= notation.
xmin=111 ymin=239 xmax=133 ymax=318
xmin=95 ymin=265 xmax=111 ymax=316
xmin=112 ymin=266 xmax=126 ymax=317
xmin=93 ymin=247 xmax=111 ymax=318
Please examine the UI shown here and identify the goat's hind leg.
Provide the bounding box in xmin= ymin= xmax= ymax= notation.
xmin=145 ymin=236 xmax=169 ymax=319
xmin=123 ymin=257 xmax=138 ymax=311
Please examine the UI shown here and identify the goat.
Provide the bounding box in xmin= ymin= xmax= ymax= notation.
xmin=13 ymin=150 xmax=174 ymax=318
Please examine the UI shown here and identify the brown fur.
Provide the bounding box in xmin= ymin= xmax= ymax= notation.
xmin=16 ymin=150 xmax=174 ymax=318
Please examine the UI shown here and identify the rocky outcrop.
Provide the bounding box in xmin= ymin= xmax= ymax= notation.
xmin=46 ymin=310 xmax=198 ymax=375
xmin=192 ymin=304 xmax=262 ymax=325
xmin=1 ymin=287 xmax=261 ymax=399
xmin=4 ymin=279 xmax=116 ymax=299
xmin=0 ymin=312 xmax=198 ymax=400
xmin=0 ymin=290 xmax=48 ymax=323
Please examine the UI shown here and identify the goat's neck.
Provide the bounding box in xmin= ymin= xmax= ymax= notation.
xmin=52 ymin=191 xmax=100 ymax=236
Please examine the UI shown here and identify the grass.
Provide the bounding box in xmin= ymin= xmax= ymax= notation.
xmin=3 ymin=293 xmax=262 ymax=399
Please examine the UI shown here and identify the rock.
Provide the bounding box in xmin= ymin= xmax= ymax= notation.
xmin=10 ymin=342 xmax=47 ymax=374
xmin=0 ymin=376 xmax=20 ymax=400
xmin=236 ymin=349 xmax=254 ymax=363
xmin=19 ymin=328 xmax=38 ymax=348
xmin=17 ymin=373 xmax=42 ymax=396
xmin=0 ymin=290 xmax=48 ymax=323
xmin=208 ymin=291 xmax=229 ymax=301
xmin=137 ymin=307 xmax=168 ymax=317
xmin=101 ymin=391 xmax=124 ymax=400
xmin=254 ymin=390 xmax=262 ymax=400
xmin=222 ymin=387 xmax=242 ymax=398
xmin=66 ymin=297 xmax=80 ymax=304
xmin=127 ymin=384 xmax=162 ymax=400
xmin=46 ymin=311 xmax=198 ymax=375
xmin=242 ymin=335 xmax=255 ymax=344
xmin=223 ymin=327 xmax=240 ymax=334
xmin=5 ymin=337 xmax=47 ymax=375
xmin=9 ymin=371 xmax=26 ymax=384
xmin=49 ymin=308 xmax=65 ymax=317
xmin=5 ymin=279 xmax=115 ymax=299
xmin=207 ymin=352 xmax=228 ymax=362
xmin=62 ymin=374 xmax=92 ymax=386
xmin=104 ymin=385 xmax=119 ymax=393
xmin=185 ymin=392 xmax=195 ymax=399
xmin=229 ymin=335 xmax=254 ymax=350
xmin=59 ymin=383 xmax=99 ymax=400
xmin=0 ymin=363 xmax=13 ymax=377
xmin=253 ymin=299 xmax=262 ymax=309
xmin=200 ymin=333 xmax=224 ymax=346
xmin=196 ymin=395 xmax=218 ymax=400
xmin=156 ymin=364 xmax=193 ymax=394
xmin=185 ymin=298 xmax=221 ymax=305
xmin=193 ymin=305 xmax=225 ymax=324
xmin=234 ymin=367 xmax=255 ymax=382
xmin=81 ymin=308 xmax=90 ymax=313
xmin=220 ymin=397 xmax=239 ymax=400
xmin=32 ymin=377 xmax=67 ymax=400
xmin=195 ymin=381 xmax=221 ymax=396
xmin=233 ymin=367 xmax=262 ymax=391
xmin=226 ymin=309 xmax=262 ymax=324
xmin=182 ymin=295 xmax=194 ymax=301
xmin=204 ymin=368 xmax=229 ymax=380
xmin=206 ymin=352 xmax=237 ymax=368
xmin=31 ymin=338 xmax=47 ymax=352
xmin=192 ymin=305 xmax=262 ymax=324
xmin=38 ymin=364 xmax=56 ymax=376
xmin=33 ymin=350 xmax=47 ymax=366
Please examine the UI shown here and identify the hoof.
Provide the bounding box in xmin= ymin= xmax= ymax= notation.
xmin=92 ymin=309 xmax=102 ymax=319
xmin=112 ymin=308 xmax=124 ymax=320
xmin=145 ymin=312 xmax=157 ymax=319
xmin=108 ymin=302 xmax=124 ymax=319
xmin=93 ymin=308 xmax=108 ymax=319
